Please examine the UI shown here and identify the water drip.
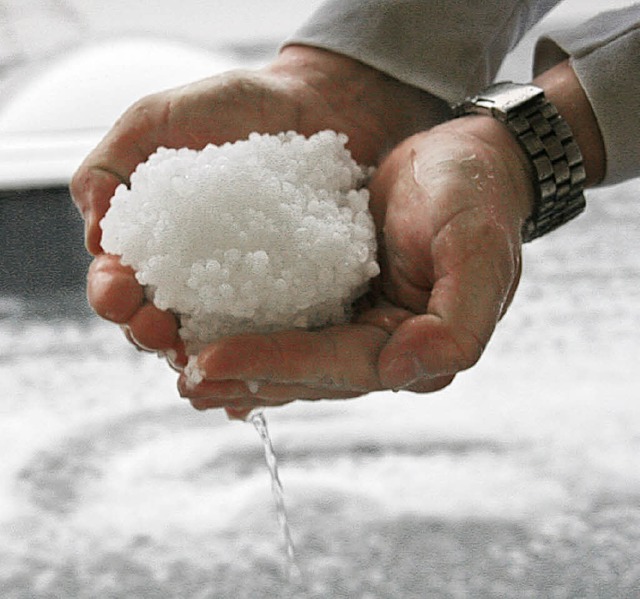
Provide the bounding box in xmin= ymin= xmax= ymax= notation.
xmin=248 ymin=409 xmax=302 ymax=582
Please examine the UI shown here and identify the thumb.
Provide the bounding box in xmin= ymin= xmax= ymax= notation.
xmin=378 ymin=313 xmax=484 ymax=390
xmin=379 ymin=212 xmax=520 ymax=389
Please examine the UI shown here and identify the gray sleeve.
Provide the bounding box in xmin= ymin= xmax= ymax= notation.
xmin=285 ymin=0 xmax=560 ymax=103
xmin=534 ymin=5 xmax=640 ymax=186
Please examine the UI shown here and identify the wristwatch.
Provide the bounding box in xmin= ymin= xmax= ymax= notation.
xmin=453 ymin=82 xmax=586 ymax=242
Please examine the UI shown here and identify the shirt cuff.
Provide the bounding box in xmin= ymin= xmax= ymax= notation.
xmin=534 ymin=5 xmax=640 ymax=186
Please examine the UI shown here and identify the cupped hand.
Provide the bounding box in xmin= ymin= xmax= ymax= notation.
xmin=71 ymin=45 xmax=448 ymax=375
xmin=181 ymin=115 xmax=536 ymax=414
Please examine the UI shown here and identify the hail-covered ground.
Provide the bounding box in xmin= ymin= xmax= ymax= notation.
xmin=100 ymin=131 xmax=378 ymax=354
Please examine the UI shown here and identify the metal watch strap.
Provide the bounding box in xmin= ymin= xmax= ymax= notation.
xmin=453 ymin=82 xmax=587 ymax=242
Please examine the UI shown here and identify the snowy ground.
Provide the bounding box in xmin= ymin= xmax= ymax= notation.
xmin=4 ymin=179 xmax=640 ymax=598
xmin=1 ymin=1 xmax=639 ymax=598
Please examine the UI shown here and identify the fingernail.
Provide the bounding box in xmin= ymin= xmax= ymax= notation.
xmin=383 ymin=352 xmax=429 ymax=390
xmin=120 ymin=324 xmax=143 ymax=351
xmin=86 ymin=211 xmax=101 ymax=255
xmin=159 ymin=349 xmax=179 ymax=371
xmin=123 ymin=325 xmax=153 ymax=352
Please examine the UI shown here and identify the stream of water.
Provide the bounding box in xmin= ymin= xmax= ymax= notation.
xmin=248 ymin=409 xmax=302 ymax=584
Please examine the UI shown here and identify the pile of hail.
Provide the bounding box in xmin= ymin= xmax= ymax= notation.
xmin=100 ymin=130 xmax=380 ymax=357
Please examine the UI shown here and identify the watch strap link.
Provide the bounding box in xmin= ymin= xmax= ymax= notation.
xmin=454 ymin=82 xmax=587 ymax=242
xmin=508 ymin=93 xmax=586 ymax=242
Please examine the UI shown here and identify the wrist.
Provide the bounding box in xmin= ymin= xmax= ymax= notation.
xmin=448 ymin=115 xmax=537 ymax=229
xmin=453 ymin=69 xmax=596 ymax=241
xmin=533 ymin=60 xmax=605 ymax=187
xmin=268 ymin=45 xmax=451 ymax=162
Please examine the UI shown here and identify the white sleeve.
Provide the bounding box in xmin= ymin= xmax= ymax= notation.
xmin=534 ymin=4 xmax=640 ymax=186
xmin=285 ymin=0 xmax=560 ymax=102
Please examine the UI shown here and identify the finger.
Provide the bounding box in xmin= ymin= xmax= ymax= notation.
xmin=190 ymin=397 xmax=291 ymax=412
xmin=379 ymin=209 xmax=519 ymax=389
xmin=400 ymin=374 xmax=455 ymax=394
xmin=225 ymin=407 xmax=254 ymax=420
xmin=70 ymin=93 xmax=171 ymax=254
xmin=127 ymin=302 xmax=180 ymax=351
xmin=87 ymin=254 xmax=144 ymax=323
xmin=189 ymin=324 xmax=389 ymax=393
xmin=182 ymin=378 xmax=364 ymax=407
xmin=87 ymin=254 xmax=180 ymax=352
xmin=164 ymin=343 xmax=189 ymax=371
xmin=70 ymin=167 xmax=125 ymax=255
xmin=185 ymin=373 xmax=453 ymax=413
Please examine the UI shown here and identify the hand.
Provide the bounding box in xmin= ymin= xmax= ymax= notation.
xmin=182 ymin=59 xmax=606 ymax=415
xmin=71 ymin=45 xmax=449 ymax=376
xmin=181 ymin=115 xmax=534 ymax=415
